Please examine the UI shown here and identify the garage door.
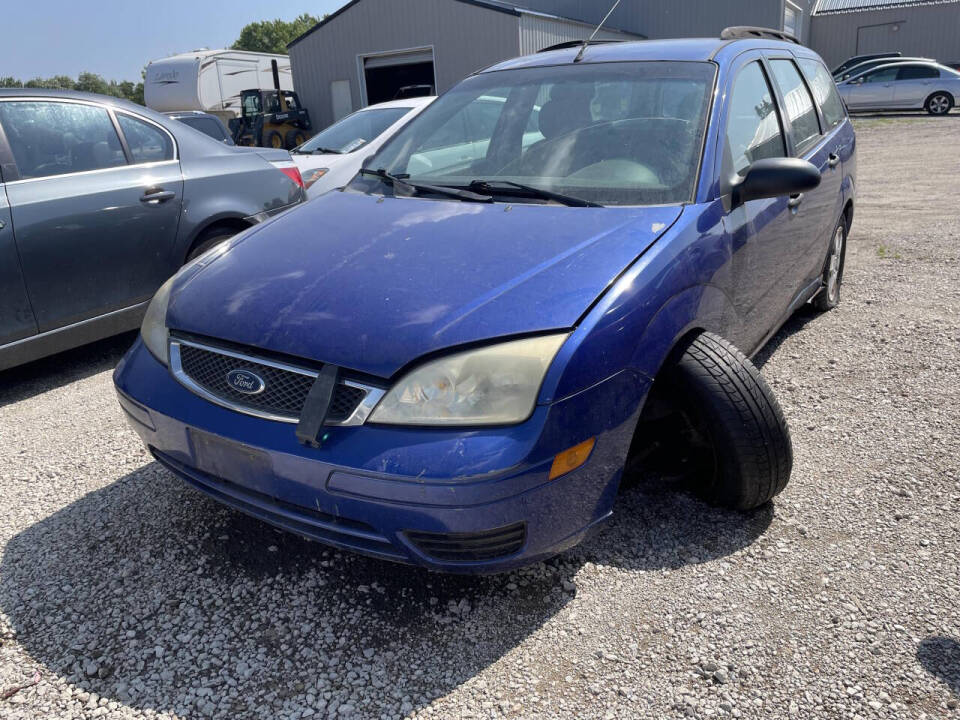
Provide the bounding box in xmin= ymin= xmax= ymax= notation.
xmin=363 ymin=49 xmax=435 ymax=105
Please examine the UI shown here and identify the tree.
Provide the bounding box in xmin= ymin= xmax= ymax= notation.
xmin=0 ymin=73 xmax=144 ymax=104
xmin=231 ymin=13 xmax=323 ymax=54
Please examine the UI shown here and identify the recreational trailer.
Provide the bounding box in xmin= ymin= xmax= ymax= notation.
xmin=145 ymin=49 xmax=294 ymax=123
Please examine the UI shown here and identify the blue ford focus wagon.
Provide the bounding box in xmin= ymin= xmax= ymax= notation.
xmin=114 ymin=30 xmax=855 ymax=572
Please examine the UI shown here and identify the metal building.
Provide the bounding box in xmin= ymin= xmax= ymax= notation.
xmin=287 ymin=0 xmax=639 ymax=130
xmin=510 ymin=0 xmax=816 ymax=44
xmin=808 ymin=0 xmax=960 ymax=68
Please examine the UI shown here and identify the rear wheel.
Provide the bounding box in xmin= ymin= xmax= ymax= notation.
xmin=640 ymin=333 xmax=793 ymax=510
xmin=285 ymin=129 xmax=307 ymax=149
xmin=926 ymin=92 xmax=953 ymax=115
xmin=813 ymin=218 xmax=846 ymax=312
xmin=265 ymin=130 xmax=285 ymax=149
xmin=186 ymin=227 xmax=241 ymax=262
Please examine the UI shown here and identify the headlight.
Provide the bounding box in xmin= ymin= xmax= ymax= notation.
xmin=303 ymin=168 xmax=329 ymax=189
xmin=369 ymin=334 xmax=568 ymax=426
xmin=141 ymin=275 xmax=175 ymax=366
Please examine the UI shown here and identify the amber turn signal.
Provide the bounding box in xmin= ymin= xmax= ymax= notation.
xmin=548 ymin=438 xmax=596 ymax=481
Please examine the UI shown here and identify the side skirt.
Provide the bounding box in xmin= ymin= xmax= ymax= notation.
xmin=0 ymin=301 xmax=147 ymax=371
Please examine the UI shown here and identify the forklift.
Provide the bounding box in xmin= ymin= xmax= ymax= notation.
xmin=230 ymin=60 xmax=312 ymax=149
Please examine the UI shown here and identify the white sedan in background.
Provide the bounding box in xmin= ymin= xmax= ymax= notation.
xmin=291 ymin=96 xmax=435 ymax=197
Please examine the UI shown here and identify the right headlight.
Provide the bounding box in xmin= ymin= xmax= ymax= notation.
xmin=141 ymin=275 xmax=175 ymax=366
xmin=368 ymin=334 xmax=568 ymax=426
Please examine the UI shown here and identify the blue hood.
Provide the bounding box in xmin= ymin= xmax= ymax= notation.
xmin=168 ymin=191 xmax=682 ymax=378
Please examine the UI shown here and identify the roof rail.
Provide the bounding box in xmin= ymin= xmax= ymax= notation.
xmin=720 ymin=26 xmax=801 ymax=45
xmin=538 ymin=39 xmax=626 ymax=53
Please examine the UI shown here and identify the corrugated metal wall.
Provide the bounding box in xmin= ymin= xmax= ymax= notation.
xmin=289 ymin=0 xmax=521 ymax=130
xmin=517 ymin=14 xmax=641 ymax=55
xmin=510 ymin=0 xmax=816 ymax=42
xmin=809 ymin=2 xmax=960 ymax=67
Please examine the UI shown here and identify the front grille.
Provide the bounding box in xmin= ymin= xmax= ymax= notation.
xmin=172 ymin=340 xmax=372 ymax=424
xmin=406 ymin=523 xmax=527 ymax=563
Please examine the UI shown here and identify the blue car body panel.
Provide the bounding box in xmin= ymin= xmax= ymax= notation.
xmin=115 ymin=37 xmax=857 ymax=572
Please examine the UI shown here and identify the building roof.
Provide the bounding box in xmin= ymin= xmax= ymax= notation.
xmin=287 ymin=0 xmax=632 ymax=48
xmin=814 ymin=0 xmax=960 ymax=14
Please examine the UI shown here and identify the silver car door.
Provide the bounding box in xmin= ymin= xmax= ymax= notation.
xmin=846 ymin=66 xmax=899 ymax=109
xmin=893 ymin=65 xmax=939 ymax=107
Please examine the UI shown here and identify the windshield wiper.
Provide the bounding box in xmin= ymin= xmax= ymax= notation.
xmin=466 ymin=179 xmax=603 ymax=208
xmin=310 ymin=147 xmax=343 ymax=155
xmin=359 ymin=168 xmax=493 ymax=203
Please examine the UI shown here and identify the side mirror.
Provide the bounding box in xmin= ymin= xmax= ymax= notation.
xmin=730 ymin=158 xmax=821 ymax=208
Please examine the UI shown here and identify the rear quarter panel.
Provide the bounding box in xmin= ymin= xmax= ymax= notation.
xmin=175 ymin=139 xmax=302 ymax=261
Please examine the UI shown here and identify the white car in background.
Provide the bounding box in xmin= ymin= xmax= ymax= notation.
xmin=291 ymin=96 xmax=435 ymax=197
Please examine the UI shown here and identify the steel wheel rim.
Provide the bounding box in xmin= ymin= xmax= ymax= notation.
xmin=827 ymin=225 xmax=844 ymax=302
xmin=931 ymin=95 xmax=950 ymax=114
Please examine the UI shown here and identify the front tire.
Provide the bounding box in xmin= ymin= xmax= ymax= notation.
xmin=926 ymin=92 xmax=953 ymax=116
xmin=662 ymin=333 xmax=793 ymax=510
xmin=813 ymin=218 xmax=846 ymax=312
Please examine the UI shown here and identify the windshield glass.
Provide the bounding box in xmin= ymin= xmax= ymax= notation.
xmin=354 ymin=61 xmax=716 ymax=206
xmin=299 ymin=107 xmax=412 ymax=153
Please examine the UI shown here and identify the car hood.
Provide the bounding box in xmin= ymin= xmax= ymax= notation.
xmin=168 ymin=191 xmax=683 ymax=378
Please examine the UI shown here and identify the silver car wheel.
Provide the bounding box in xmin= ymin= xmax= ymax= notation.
xmin=929 ymin=94 xmax=951 ymax=115
xmin=827 ymin=224 xmax=844 ymax=303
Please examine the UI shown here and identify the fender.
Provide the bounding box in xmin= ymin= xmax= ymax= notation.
xmin=629 ymin=283 xmax=741 ymax=380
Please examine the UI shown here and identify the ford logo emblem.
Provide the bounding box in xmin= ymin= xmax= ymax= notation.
xmin=226 ymin=369 xmax=266 ymax=395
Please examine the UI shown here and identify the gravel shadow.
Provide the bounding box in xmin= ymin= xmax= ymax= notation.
xmin=0 ymin=332 xmax=136 ymax=409
xmin=0 ymin=460 xmax=770 ymax=717
xmin=752 ymin=305 xmax=822 ymax=370
xmin=918 ymin=636 xmax=960 ymax=696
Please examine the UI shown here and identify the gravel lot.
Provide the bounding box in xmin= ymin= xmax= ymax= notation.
xmin=1 ymin=114 xmax=959 ymax=720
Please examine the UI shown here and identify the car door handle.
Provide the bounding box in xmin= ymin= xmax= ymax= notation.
xmin=788 ymin=193 xmax=804 ymax=209
xmin=828 ymin=153 xmax=841 ymax=169
xmin=140 ymin=188 xmax=176 ymax=204
xmin=0 ymin=219 xmax=5 ymax=230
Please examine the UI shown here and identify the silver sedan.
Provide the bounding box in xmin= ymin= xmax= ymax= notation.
xmin=837 ymin=61 xmax=960 ymax=115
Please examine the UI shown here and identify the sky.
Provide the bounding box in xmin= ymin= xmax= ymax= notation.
xmin=2 ymin=0 xmax=350 ymax=82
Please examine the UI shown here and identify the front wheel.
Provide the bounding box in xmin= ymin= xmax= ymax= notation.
xmin=661 ymin=333 xmax=793 ymax=510
xmin=926 ymin=92 xmax=953 ymax=115
xmin=813 ymin=218 xmax=846 ymax=312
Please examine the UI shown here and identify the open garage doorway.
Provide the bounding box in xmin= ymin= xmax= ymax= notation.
xmin=361 ymin=48 xmax=436 ymax=106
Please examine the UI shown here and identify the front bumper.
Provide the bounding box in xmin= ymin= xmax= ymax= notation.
xmin=114 ymin=338 xmax=647 ymax=572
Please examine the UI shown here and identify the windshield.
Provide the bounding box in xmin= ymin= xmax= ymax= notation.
xmin=354 ymin=61 xmax=716 ymax=206
xmin=298 ymin=107 xmax=412 ymax=154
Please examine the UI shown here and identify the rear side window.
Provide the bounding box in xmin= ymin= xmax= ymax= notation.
xmin=725 ymin=62 xmax=786 ymax=175
xmin=769 ymin=59 xmax=822 ymax=154
xmin=181 ymin=116 xmax=227 ymax=141
xmin=117 ymin=114 xmax=174 ymax=164
xmin=897 ymin=65 xmax=939 ymax=80
xmin=0 ymin=101 xmax=126 ymax=179
xmin=799 ymin=59 xmax=846 ymax=131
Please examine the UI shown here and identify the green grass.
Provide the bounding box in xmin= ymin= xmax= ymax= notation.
xmin=876 ymin=245 xmax=902 ymax=260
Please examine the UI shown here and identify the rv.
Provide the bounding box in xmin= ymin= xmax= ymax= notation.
xmin=145 ymin=49 xmax=294 ymax=124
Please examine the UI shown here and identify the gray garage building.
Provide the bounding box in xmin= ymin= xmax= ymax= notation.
xmin=809 ymin=0 xmax=960 ymax=69
xmin=288 ymin=0 xmax=819 ymax=129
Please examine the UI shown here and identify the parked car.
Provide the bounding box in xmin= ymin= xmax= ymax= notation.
xmin=115 ymin=31 xmax=855 ymax=572
xmin=165 ymin=111 xmax=235 ymax=145
xmin=838 ymin=61 xmax=960 ymax=114
xmin=290 ymin=97 xmax=434 ymax=197
xmin=0 ymin=89 xmax=306 ymax=371
xmin=834 ymin=56 xmax=933 ymax=83
xmin=832 ymin=51 xmax=901 ymax=78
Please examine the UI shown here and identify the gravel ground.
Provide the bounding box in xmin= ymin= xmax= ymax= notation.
xmin=1 ymin=114 xmax=959 ymax=720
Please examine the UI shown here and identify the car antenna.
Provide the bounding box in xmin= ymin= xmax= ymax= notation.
xmin=574 ymin=0 xmax=623 ymax=63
